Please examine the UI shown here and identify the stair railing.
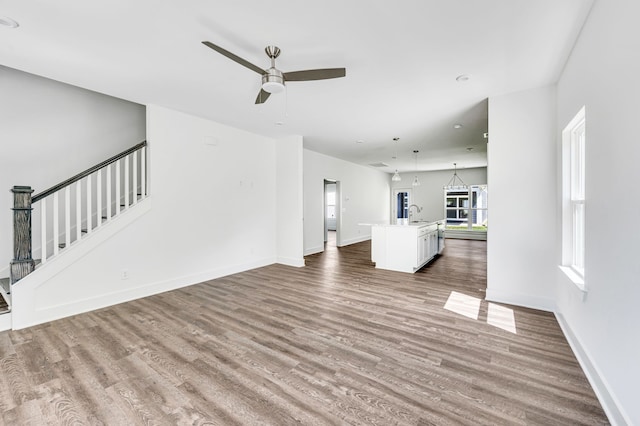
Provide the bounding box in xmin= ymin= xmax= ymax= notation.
xmin=10 ymin=141 xmax=147 ymax=284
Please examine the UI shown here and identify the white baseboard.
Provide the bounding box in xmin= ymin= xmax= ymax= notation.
xmin=277 ymin=257 xmax=305 ymax=268
xmin=338 ymin=235 xmax=371 ymax=247
xmin=304 ymin=245 xmax=324 ymax=256
xmin=485 ymin=287 xmax=555 ymax=312
xmin=555 ymin=313 xmax=630 ymax=426
xmin=304 ymin=235 xmax=371 ymax=256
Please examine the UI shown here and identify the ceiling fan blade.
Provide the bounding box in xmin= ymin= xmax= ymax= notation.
xmin=202 ymin=41 xmax=265 ymax=75
xmin=283 ymin=68 xmax=346 ymax=81
xmin=255 ymin=89 xmax=271 ymax=104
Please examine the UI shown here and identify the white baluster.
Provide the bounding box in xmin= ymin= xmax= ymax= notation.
xmin=86 ymin=174 xmax=92 ymax=234
xmin=41 ymin=198 xmax=47 ymax=264
xmin=124 ymin=154 xmax=130 ymax=210
xmin=53 ymin=193 xmax=59 ymax=256
xmin=96 ymin=169 xmax=102 ymax=229
xmin=65 ymin=186 xmax=71 ymax=249
xmin=141 ymin=146 xmax=146 ymax=198
xmin=132 ymin=151 xmax=138 ymax=205
xmin=124 ymin=155 xmax=131 ymax=210
xmin=115 ymin=159 xmax=121 ymax=216
xmin=106 ymin=164 xmax=112 ymax=221
xmin=76 ymin=181 xmax=82 ymax=241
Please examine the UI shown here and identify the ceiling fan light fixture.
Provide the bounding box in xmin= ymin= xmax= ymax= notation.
xmin=262 ymin=81 xmax=284 ymax=93
xmin=261 ymin=68 xmax=285 ymax=93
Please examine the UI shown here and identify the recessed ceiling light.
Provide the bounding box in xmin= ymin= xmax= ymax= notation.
xmin=275 ymin=121 xmax=284 ymax=126
xmin=0 ymin=16 xmax=19 ymax=28
xmin=453 ymin=124 xmax=463 ymax=129
xmin=456 ymin=74 xmax=470 ymax=82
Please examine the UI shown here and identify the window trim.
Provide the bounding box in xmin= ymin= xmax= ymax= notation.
xmin=561 ymin=106 xmax=586 ymax=289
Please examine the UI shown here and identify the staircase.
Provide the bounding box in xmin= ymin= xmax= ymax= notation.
xmin=2 ymin=141 xmax=148 ymax=320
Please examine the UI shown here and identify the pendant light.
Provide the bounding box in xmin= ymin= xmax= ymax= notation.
xmin=444 ymin=162 xmax=467 ymax=190
xmin=412 ymin=150 xmax=421 ymax=186
xmin=391 ymin=137 xmax=402 ymax=182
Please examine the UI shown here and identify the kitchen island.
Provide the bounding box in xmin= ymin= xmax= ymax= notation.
xmin=370 ymin=220 xmax=445 ymax=273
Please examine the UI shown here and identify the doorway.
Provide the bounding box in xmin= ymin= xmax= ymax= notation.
xmin=324 ymin=180 xmax=340 ymax=247
xmin=392 ymin=188 xmax=412 ymax=224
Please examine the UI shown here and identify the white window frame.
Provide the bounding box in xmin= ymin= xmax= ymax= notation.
xmin=561 ymin=106 xmax=586 ymax=289
xmin=444 ymin=185 xmax=488 ymax=232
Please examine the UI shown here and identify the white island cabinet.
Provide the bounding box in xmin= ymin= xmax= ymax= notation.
xmin=371 ymin=221 xmax=444 ymax=273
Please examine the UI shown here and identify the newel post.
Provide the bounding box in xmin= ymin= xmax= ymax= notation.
xmin=10 ymin=186 xmax=35 ymax=284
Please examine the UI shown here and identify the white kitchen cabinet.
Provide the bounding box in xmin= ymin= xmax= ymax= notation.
xmin=371 ymin=221 xmax=443 ymax=273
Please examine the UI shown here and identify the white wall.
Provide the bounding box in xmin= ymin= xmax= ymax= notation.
xmin=487 ymin=86 xmax=557 ymax=311
xmin=304 ymin=149 xmax=390 ymax=255
xmin=0 ymin=66 xmax=145 ymax=275
xmin=276 ymin=135 xmax=304 ymax=267
xmin=12 ymin=105 xmax=281 ymax=328
xmin=391 ymin=167 xmax=487 ymax=222
xmin=555 ymin=0 xmax=639 ymax=423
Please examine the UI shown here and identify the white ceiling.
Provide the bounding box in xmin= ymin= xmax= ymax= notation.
xmin=0 ymin=0 xmax=593 ymax=174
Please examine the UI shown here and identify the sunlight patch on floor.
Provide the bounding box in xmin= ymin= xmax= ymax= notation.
xmin=444 ymin=291 xmax=481 ymax=320
xmin=443 ymin=291 xmax=517 ymax=334
xmin=487 ymin=302 xmax=517 ymax=334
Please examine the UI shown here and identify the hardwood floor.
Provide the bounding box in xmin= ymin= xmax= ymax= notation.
xmin=0 ymin=238 xmax=608 ymax=425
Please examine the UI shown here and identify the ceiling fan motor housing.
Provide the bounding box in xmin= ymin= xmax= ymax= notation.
xmin=262 ymin=68 xmax=285 ymax=93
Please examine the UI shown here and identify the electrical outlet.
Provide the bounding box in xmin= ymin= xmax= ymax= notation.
xmin=121 ymin=269 xmax=129 ymax=280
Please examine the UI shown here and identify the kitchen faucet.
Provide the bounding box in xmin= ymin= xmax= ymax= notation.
xmin=408 ymin=204 xmax=422 ymax=218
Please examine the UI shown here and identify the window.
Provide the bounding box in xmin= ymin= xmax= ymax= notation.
xmin=326 ymin=189 xmax=336 ymax=219
xmin=562 ymin=107 xmax=586 ymax=281
xmin=444 ymin=185 xmax=488 ymax=231
xmin=326 ymin=183 xmax=337 ymax=231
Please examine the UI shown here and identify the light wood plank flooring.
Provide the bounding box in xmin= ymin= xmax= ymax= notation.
xmin=0 ymin=238 xmax=608 ymax=425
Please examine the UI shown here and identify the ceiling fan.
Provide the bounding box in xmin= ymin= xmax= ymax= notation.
xmin=202 ymin=41 xmax=346 ymax=104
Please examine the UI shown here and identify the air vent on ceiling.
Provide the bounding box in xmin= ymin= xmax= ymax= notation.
xmin=369 ymin=162 xmax=389 ymax=168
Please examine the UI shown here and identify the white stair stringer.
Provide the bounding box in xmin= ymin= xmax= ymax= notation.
xmin=10 ymin=197 xmax=152 ymax=330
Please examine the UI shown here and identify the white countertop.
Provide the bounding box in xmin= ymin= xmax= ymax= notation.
xmin=359 ymin=219 xmax=444 ymax=227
